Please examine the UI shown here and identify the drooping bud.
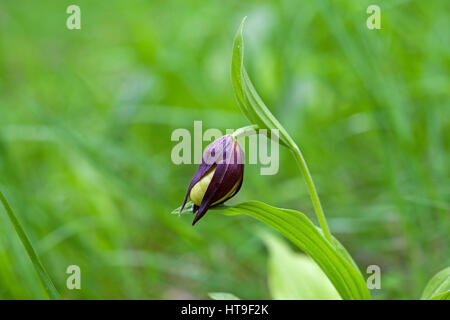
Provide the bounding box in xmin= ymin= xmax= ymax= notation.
xmin=180 ymin=135 xmax=245 ymax=225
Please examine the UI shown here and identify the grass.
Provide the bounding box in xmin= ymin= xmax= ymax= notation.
xmin=0 ymin=0 xmax=448 ymax=299
xmin=0 ymin=191 xmax=60 ymax=299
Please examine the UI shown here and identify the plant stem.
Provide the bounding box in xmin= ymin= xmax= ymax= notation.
xmin=0 ymin=190 xmax=61 ymax=300
xmin=233 ymin=125 xmax=332 ymax=242
xmin=290 ymin=145 xmax=333 ymax=243
xmin=233 ymin=125 xmax=332 ymax=243
xmin=232 ymin=124 xmax=259 ymax=138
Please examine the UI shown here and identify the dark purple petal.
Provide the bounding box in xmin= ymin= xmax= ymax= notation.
xmin=211 ymin=143 xmax=245 ymax=205
xmin=192 ymin=161 xmax=230 ymax=225
xmin=192 ymin=141 xmax=244 ymax=225
xmin=216 ymin=158 xmax=244 ymax=203
xmin=180 ymin=136 xmax=232 ymax=212
xmin=210 ymin=152 xmax=243 ymax=204
xmin=203 ymin=135 xmax=231 ymax=165
xmin=180 ymin=134 xmax=245 ymax=225
xmin=179 ymin=161 xmax=215 ymax=213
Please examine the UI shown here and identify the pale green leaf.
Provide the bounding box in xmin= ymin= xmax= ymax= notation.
xmin=430 ymin=292 xmax=450 ymax=300
xmin=211 ymin=201 xmax=371 ymax=300
xmin=421 ymin=267 xmax=450 ymax=300
xmin=209 ymin=292 xmax=240 ymax=300
xmin=171 ymin=200 xmax=195 ymax=215
xmin=262 ymin=232 xmax=341 ymax=300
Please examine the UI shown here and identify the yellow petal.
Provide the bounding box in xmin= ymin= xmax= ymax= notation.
xmin=190 ymin=167 xmax=216 ymax=206
xmin=189 ymin=166 xmax=242 ymax=206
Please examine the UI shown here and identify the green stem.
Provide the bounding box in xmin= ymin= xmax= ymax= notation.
xmin=290 ymin=144 xmax=333 ymax=243
xmin=232 ymin=124 xmax=259 ymax=138
xmin=233 ymin=125 xmax=333 ymax=243
xmin=0 ymin=190 xmax=61 ymax=300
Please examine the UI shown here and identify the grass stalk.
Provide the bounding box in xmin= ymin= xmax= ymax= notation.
xmin=0 ymin=190 xmax=60 ymax=300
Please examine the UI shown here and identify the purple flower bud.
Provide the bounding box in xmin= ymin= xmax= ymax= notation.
xmin=180 ymin=135 xmax=245 ymax=225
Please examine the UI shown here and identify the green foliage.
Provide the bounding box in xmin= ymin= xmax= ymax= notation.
xmin=262 ymin=232 xmax=341 ymax=300
xmin=212 ymin=202 xmax=370 ymax=300
xmin=229 ymin=18 xmax=368 ymax=300
xmin=231 ymin=17 xmax=293 ymax=147
xmin=0 ymin=191 xmax=60 ymax=300
xmin=0 ymin=0 xmax=448 ymax=299
xmin=208 ymin=292 xmax=240 ymax=300
xmin=421 ymin=267 xmax=450 ymax=300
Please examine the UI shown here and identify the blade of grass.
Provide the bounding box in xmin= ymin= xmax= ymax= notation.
xmin=0 ymin=190 xmax=60 ymax=300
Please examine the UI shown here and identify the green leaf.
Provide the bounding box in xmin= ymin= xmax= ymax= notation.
xmin=231 ymin=17 xmax=294 ymax=148
xmin=262 ymin=232 xmax=341 ymax=300
xmin=211 ymin=201 xmax=371 ymax=300
xmin=421 ymin=267 xmax=450 ymax=300
xmin=208 ymin=292 xmax=241 ymax=300
xmin=430 ymin=292 xmax=450 ymax=300
xmin=0 ymin=190 xmax=61 ymax=300
xmin=171 ymin=200 xmax=195 ymax=215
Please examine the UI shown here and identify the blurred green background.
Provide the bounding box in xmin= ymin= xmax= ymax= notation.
xmin=0 ymin=0 xmax=448 ymax=299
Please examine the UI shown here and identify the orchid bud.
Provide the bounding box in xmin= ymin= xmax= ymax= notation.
xmin=180 ymin=135 xmax=245 ymax=225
